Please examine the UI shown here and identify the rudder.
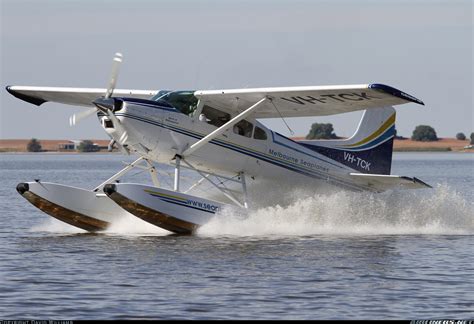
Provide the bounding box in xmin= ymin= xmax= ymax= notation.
xmin=297 ymin=107 xmax=396 ymax=175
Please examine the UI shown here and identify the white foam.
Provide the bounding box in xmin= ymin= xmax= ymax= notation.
xmin=29 ymin=183 xmax=472 ymax=237
xmin=105 ymin=214 xmax=170 ymax=236
xmin=30 ymin=213 xmax=170 ymax=236
xmin=198 ymin=183 xmax=474 ymax=237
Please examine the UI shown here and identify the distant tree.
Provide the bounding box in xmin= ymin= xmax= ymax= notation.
xmin=470 ymin=132 xmax=474 ymax=145
xmin=26 ymin=138 xmax=42 ymax=152
xmin=306 ymin=123 xmax=338 ymax=140
xmin=394 ymin=128 xmax=405 ymax=140
xmin=77 ymin=140 xmax=99 ymax=152
xmin=411 ymin=125 xmax=438 ymax=142
xmin=456 ymin=132 xmax=466 ymax=140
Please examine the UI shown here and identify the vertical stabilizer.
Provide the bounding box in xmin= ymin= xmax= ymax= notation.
xmin=297 ymin=107 xmax=396 ymax=175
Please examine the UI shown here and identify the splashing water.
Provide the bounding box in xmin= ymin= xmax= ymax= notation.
xmin=29 ymin=180 xmax=472 ymax=237
xmin=30 ymin=214 xmax=170 ymax=236
xmin=105 ymin=214 xmax=169 ymax=236
xmin=198 ymin=183 xmax=473 ymax=236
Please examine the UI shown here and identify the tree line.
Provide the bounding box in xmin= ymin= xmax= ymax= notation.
xmin=24 ymin=127 xmax=474 ymax=153
xmin=305 ymin=123 xmax=474 ymax=143
xmin=26 ymin=139 xmax=100 ymax=152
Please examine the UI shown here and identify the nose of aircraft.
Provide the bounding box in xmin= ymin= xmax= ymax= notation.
xmin=93 ymin=97 xmax=123 ymax=112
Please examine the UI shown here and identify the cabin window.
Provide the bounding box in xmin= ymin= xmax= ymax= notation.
xmin=201 ymin=105 xmax=231 ymax=127
xmin=233 ymin=120 xmax=253 ymax=138
xmin=254 ymin=126 xmax=267 ymax=140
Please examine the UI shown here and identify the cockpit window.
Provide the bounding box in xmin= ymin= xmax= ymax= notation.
xmin=151 ymin=90 xmax=198 ymax=116
xmin=254 ymin=126 xmax=267 ymax=140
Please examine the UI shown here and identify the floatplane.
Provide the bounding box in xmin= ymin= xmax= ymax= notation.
xmin=7 ymin=53 xmax=431 ymax=234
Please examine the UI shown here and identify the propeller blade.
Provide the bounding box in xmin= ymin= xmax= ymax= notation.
xmin=118 ymin=130 xmax=129 ymax=145
xmin=105 ymin=52 xmax=123 ymax=99
xmin=69 ymin=108 xmax=98 ymax=126
xmin=90 ymin=53 xmax=129 ymax=152
xmin=106 ymin=110 xmax=128 ymax=145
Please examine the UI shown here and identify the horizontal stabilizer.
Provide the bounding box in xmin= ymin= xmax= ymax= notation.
xmin=349 ymin=173 xmax=431 ymax=191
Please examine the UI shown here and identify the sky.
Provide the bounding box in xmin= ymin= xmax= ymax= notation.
xmin=0 ymin=0 xmax=472 ymax=140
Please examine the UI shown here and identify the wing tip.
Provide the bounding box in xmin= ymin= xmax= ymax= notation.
xmin=5 ymin=85 xmax=47 ymax=106
xmin=369 ymin=83 xmax=424 ymax=106
xmin=400 ymin=175 xmax=432 ymax=188
xmin=413 ymin=177 xmax=432 ymax=188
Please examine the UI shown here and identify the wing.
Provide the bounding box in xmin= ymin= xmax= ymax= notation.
xmin=194 ymin=83 xmax=424 ymax=118
xmin=349 ymin=173 xmax=431 ymax=192
xmin=6 ymin=86 xmax=158 ymax=107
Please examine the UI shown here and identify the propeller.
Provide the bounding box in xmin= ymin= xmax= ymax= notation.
xmin=69 ymin=52 xmax=123 ymax=126
xmin=105 ymin=52 xmax=122 ymax=99
xmin=69 ymin=108 xmax=97 ymax=126
xmin=68 ymin=52 xmax=130 ymax=154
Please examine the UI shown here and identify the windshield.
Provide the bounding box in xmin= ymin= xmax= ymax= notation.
xmin=151 ymin=90 xmax=198 ymax=116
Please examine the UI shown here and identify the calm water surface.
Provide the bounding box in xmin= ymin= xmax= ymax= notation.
xmin=0 ymin=152 xmax=472 ymax=319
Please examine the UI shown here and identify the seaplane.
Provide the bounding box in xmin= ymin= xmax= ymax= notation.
xmin=7 ymin=53 xmax=431 ymax=234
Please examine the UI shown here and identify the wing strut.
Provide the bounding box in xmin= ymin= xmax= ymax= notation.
xmin=181 ymin=97 xmax=268 ymax=157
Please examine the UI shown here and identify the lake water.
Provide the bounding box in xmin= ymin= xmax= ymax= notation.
xmin=0 ymin=152 xmax=472 ymax=319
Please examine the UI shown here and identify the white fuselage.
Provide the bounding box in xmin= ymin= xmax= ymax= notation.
xmin=101 ymin=99 xmax=370 ymax=192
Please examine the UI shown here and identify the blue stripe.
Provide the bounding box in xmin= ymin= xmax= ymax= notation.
xmin=296 ymin=124 xmax=395 ymax=153
xmin=115 ymin=112 xmax=201 ymax=139
xmin=113 ymin=112 xmax=370 ymax=192
xmin=118 ymin=112 xmax=368 ymax=191
xmin=148 ymin=193 xmax=216 ymax=214
xmin=271 ymin=132 xmax=346 ymax=170
xmin=335 ymin=125 xmax=395 ymax=151
xmin=147 ymin=193 xmax=187 ymax=204
xmin=116 ymin=111 xmax=343 ymax=171
xmin=344 ymin=135 xmax=394 ymax=151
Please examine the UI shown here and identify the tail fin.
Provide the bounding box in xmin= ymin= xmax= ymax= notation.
xmin=298 ymin=106 xmax=396 ymax=175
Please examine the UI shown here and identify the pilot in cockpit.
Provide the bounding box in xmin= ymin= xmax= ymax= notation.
xmin=199 ymin=113 xmax=208 ymax=122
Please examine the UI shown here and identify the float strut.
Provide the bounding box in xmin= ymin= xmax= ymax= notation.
xmin=93 ymin=156 xmax=145 ymax=192
xmin=174 ymin=155 xmax=181 ymax=192
xmin=240 ymin=172 xmax=249 ymax=209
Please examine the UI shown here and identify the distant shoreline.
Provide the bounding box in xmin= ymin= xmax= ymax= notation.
xmin=0 ymin=138 xmax=472 ymax=153
xmin=393 ymin=138 xmax=472 ymax=152
xmin=0 ymin=139 xmax=113 ymax=153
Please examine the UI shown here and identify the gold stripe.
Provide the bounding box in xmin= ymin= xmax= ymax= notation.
xmin=341 ymin=113 xmax=395 ymax=148
xmin=21 ymin=191 xmax=110 ymax=232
